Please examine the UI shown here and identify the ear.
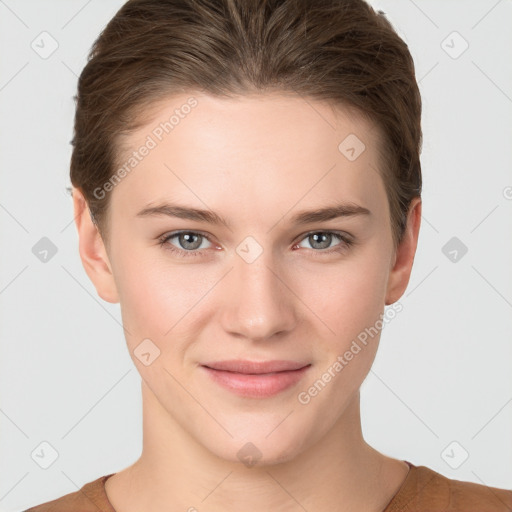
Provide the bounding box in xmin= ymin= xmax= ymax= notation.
xmin=72 ymin=187 xmax=120 ymax=304
xmin=385 ymin=197 xmax=422 ymax=305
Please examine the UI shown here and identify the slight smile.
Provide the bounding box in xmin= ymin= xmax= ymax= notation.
xmin=200 ymin=360 xmax=312 ymax=398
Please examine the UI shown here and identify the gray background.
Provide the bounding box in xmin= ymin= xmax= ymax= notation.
xmin=1 ymin=0 xmax=511 ymax=510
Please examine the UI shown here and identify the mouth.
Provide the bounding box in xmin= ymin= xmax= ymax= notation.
xmin=200 ymin=360 xmax=311 ymax=398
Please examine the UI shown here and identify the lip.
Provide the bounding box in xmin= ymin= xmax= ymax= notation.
xmin=201 ymin=359 xmax=311 ymax=398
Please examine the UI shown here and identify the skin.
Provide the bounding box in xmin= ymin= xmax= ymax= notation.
xmin=73 ymin=91 xmax=421 ymax=511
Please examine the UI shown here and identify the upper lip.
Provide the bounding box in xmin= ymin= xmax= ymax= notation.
xmin=202 ymin=360 xmax=310 ymax=374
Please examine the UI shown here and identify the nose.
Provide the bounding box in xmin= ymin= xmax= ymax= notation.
xmin=219 ymin=245 xmax=298 ymax=342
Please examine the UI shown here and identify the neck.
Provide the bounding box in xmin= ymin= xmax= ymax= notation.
xmin=106 ymin=381 xmax=407 ymax=512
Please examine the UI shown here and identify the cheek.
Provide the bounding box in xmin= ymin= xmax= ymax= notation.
xmin=293 ymin=257 xmax=389 ymax=417
xmin=112 ymin=233 xmax=391 ymax=359
xmin=113 ymin=250 xmax=218 ymax=357
xmin=293 ymin=252 xmax=390 ymax=346
xmin=112 ymin=250 xmax=177 ymax=334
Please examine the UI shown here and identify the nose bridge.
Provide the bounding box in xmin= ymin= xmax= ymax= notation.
xmin=220 ymin=241 xmax=296 ymax=340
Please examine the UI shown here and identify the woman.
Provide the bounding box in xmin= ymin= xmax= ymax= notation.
xmin=25 ymin=0 xmax=512 ymax=510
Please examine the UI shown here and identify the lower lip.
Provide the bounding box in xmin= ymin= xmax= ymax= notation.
xmin=201 ymin=365 xmax=310 ymax=398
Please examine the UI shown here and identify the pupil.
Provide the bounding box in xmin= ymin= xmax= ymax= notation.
xmin=182 ymin=233 xmax=199 ymax=249
xmin=312 ymin=233 xmax=330 ymax=249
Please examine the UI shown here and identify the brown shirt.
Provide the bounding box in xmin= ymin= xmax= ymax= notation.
xmin=23 ymin=461 xmax=512 ymax=511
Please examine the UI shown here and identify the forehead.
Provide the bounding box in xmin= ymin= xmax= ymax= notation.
xmin=111 ymin=92 xmax=386 ymax=218
xmin=133 ymin=90 xmax=377 ymax=142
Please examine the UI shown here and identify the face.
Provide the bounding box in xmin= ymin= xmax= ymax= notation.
xmin=79 ymin=92 xmax=418 ymax=465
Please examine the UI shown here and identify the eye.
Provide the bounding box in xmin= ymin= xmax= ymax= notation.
xmin=294 ymin=231 xmax=353 ymax=255
xmin=158 ymin=230 xmax=214 ymax=257
xmin=158 ymin=229 xmax=354 ymax=258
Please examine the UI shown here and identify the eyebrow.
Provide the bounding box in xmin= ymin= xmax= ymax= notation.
xmin=136 ymin=201 xmax=371 ymax=228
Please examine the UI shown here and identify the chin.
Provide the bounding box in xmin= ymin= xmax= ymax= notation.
xmin=198 ymin=422 xmax=312 ymax=468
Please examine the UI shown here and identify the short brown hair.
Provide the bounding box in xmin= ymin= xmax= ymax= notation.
xmin=70 ymin=0 xmax=422 ymax=249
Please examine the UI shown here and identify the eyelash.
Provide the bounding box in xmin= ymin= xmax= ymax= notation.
xmin=157 ymin=230 xmax=354 ymax=258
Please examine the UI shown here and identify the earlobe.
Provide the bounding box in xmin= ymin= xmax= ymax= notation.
xmin=385 ymin=197 xmax=422 ymax=305
xmin=72 ymin=187 xmax=120 ymax=304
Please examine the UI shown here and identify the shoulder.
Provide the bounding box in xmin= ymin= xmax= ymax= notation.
xmin=23 ymin=474 xmax=116 ymax=512
xmin=386 ymin=463 xmax=512 ymax=512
